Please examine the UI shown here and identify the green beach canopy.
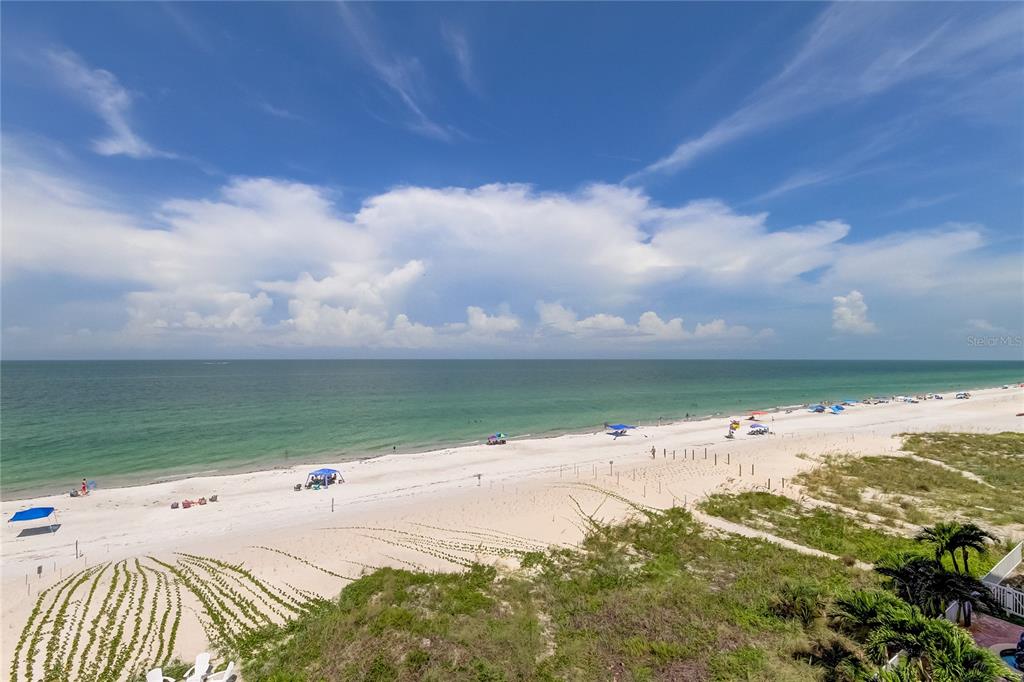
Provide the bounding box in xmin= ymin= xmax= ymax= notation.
xmin=9 ymin=507 xmax=55 ymax=523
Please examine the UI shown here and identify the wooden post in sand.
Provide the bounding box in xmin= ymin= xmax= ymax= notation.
xmin=475 ymin=473 xmax=482 ymax=487
xmin=750 ymin=464 xmax=754 ymax=476
xmin=767 ymin=478 xmax=771 ymax=490
xmin=739 ymin=464 xmax=742 ymax=477
xmin=714 ymin=453 xmax=717 ymax=465
xmin=609 ymin=460 xmax=613 ymax=475
xmin=727 ymin=453 xmax=730 ymax=464
xmin=332 ymin=498 xmax=335 ymax=512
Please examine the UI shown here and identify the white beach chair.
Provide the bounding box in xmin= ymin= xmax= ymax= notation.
xmin=146 ymin=669 xmax=174 ymax=682
xmin=184 ymin=652 xmax=212 ymax=681
xmin=205 ymin=661 xmax=236 ymax=682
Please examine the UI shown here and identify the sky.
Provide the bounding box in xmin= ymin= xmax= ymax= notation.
xmin=2 ymin=2 xmax=1022 ymax=360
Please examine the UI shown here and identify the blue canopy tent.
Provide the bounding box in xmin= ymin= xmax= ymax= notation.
xmin=305 ymin=468 xmax=343 ymax=489
xmin=829 ymin=405 xmax=844 ymax=414
xmin=808 ymin=404 xmax=826 ymax=413
xmin=8 ymin=506 xmax=59 ymax=537
xmin=605 ymin=423 xmax=636 ymax=438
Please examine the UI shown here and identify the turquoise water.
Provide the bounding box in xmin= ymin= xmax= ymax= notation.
xmin=1 ymin=360 xmax=1021 ymax=497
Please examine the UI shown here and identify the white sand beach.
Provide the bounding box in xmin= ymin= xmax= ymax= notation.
xmin=3 ymin=386 xmax=1021 ymax=678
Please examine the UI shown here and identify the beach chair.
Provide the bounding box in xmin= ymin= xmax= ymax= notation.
xmin=293 ymin=484 xmax=302 ymax=491
xmin=184 ymin=652 xmax=211 ymax=681
xmin=205 ymin=661 xmax=236 ymax=682
xmin=209 ymin=494 xmax=218 ymax=502
xmin=146 ymin=669 xmax=174 ymax=682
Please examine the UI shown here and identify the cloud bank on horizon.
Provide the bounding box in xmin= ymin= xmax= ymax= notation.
xmin=1 ymin=2 xmax=1021 ymax=359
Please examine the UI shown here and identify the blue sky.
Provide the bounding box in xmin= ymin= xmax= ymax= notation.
xmin=2 ymin=2 xmax=1022 ymax=359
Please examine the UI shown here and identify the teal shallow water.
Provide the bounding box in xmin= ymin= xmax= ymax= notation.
xmin=2 ymin=360 xmax=1021 ymax=498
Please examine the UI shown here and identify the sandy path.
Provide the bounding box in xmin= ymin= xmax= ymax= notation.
xmin=2 ymin=386 xmax=1020 ymax=678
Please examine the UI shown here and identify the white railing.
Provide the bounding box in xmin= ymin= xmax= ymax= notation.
xmin=982 ymin=540 xmax=1022 ymax=586
xmin=989 ymin=583 xmax=1024 ymax=619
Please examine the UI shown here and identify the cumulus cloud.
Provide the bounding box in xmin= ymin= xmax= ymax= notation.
xmin=3 ymin=145 xmax=1018 ymax=355
xmin=535 ymin=302 xmax=763 ymax=342
xmin=126 ymin=289 xmax=273 ymax=335
xmin=832 ymin=290 xmax=878 ymax=335
xmin=45 ymin=49 xmax=173 ymax=159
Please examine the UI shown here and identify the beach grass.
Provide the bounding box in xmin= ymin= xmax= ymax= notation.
xmin=698 ymin=492 xmax=920 ymax=565
xmin=899 ymin=431 xmax=1024 ymax=489
xmin=794 ymin=432 xmax=1024 ymax=528
xmin=697 ymin=492 xmax=1011 ymax=576
xmin=248 ymin=507 xmax=874 ymax=681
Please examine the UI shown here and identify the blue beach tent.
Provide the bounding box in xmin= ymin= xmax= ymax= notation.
xmin=808 ymin=404 xmax=826 ymax=413
xmin=605 ymin=423 xmax=636 ymax=438
xmin=306 ymin=468 xmax=344 ymax=487
xmin=829 ymin=405 xmax=844 ymax=414
xmin=8 ymin=507 xmax=59 ymax=536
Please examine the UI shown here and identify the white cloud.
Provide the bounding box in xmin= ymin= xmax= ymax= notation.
xmin=535 ymin=302 xmax=761 ymax=342
xmin=3 ymin=144 xmax=1018 ymax=354
xmin=464 ymin=306 xmax=520 ymax=335
xmin=441 ymin=24 xmax=479 ymax=95
xmin=127 ymin=289 xmax=272 ymax=334
xmin=45 ymin=49 xmax=173 ymax=159
xmin=832 ymin=290 xmax=878 ymax=335
xmin=825 ymin=226 xmax=986 ymax=295
xmin=257 ymin=99 xmax=303 ymax=121
xmin=632 ymin=4 xmax=1023 ymax=179
xmin=336 ymin=4 xmax=454 ymax=141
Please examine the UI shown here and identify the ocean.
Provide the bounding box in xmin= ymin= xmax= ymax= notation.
xmin=1 ymin=360 xmax=1020 ymax=498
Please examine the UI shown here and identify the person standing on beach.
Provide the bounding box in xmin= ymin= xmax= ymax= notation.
xmin=80 ymin=478 xmax=88 ymax=496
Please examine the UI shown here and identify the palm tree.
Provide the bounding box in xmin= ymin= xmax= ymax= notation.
xmin=875 ymin=554 xmax=946 ymax=615
xmin=867 ymin=607 xmax=1006 ymax=682
xmin=798 ymin=634 xmax=870 ymax=682
xmin=948 ymin=524 xmax=995 ymax=576
xmin=915 ymin=522 xmax=963 ymax=572
xmin=928 ymin=632 xmax=1006 ymax=682
xmin=875 ymin=660 xmax=921 ymax=682
xmin=831 ymin=589 xmax=909 ymax=641
xmin=915 ymin=522 xmax=996 ymax=575
xmin=865 ymin=606 xmax=933 ymax=669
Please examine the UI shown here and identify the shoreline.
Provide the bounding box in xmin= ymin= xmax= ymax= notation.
xmin=2 ymin=379 xmax=1018 ymax=502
